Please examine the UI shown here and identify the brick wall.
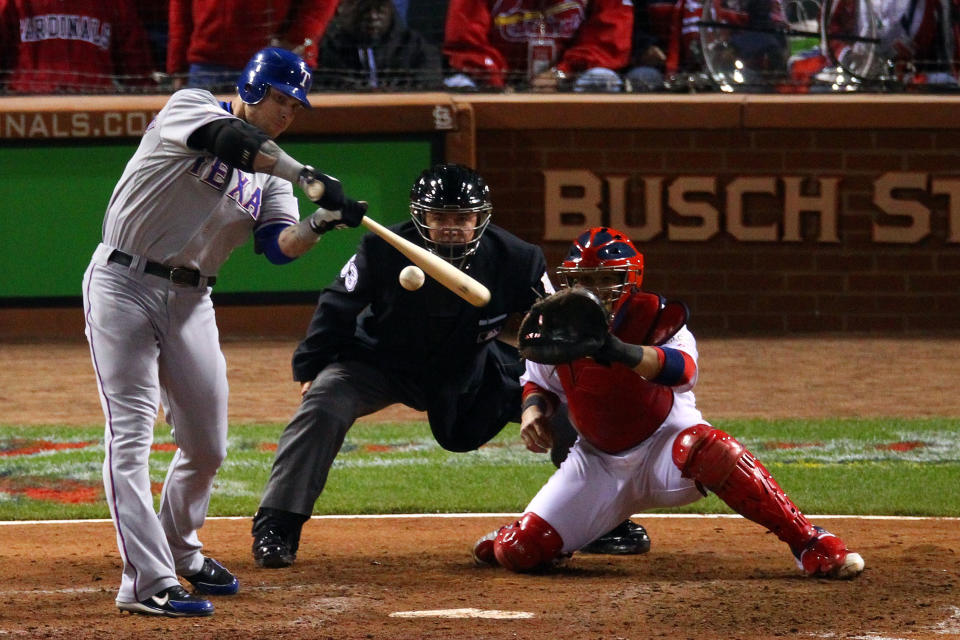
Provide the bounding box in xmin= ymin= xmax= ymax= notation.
xmin=475 ymin=123 xmax=960 ymax=335
xmin=3 ymin=93 xmax=959 ymax=338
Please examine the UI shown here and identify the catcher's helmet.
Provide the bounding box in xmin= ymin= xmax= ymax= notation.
xmin=238 ymin=47 xmax=312 ymax=108
xmin=410 ymin=163 xmax=492 ymax=267
xmin=556 ymin=227 xmax=644 ymax=310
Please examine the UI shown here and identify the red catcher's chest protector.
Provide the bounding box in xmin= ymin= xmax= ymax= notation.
xmin=556 ymin=291 xmax=688 ymax=454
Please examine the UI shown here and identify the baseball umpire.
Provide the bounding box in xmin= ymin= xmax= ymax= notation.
xmin=249 ymin=164 xmax=617 ymax=566
xmin=82 ymin=47 xmax=366 ymax=617
xmin=251 ymin=165 xmax=651 ymax=567
xmin=472 ymin=226 xmax=866 ymax=580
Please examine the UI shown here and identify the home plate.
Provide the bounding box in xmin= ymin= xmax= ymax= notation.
xmin=390 ymin=608 xmax=534 ymax=619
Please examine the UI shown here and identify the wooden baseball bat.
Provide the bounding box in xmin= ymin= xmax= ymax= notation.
xmin=297 ymin=176 xmax=490 ymax=307
xmin=361 ymin=216 xmax=491 ymax=307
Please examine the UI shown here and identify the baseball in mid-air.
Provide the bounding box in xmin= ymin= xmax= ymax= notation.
xmin=399 ymin=265 xmax=425 ymax=291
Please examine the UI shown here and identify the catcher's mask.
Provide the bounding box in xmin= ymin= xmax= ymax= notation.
xmin=410 ymin=163 xmax=492 ymax=268
xmin=555 ymin=227 xmax=644 ymax=311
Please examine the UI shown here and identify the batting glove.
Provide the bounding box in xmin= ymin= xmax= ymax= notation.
xmin=299 ymin=166 xmax=346 ymax=211
xmin=307 ymin=200 xmax=368 ymax=235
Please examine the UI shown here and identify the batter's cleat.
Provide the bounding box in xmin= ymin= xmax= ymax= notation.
xmin=183 ymin=557 xmax=239 ymax=595
xmin=253 ymin=526 xmax=296 ymax=568
xmin=117 ymin=585 xmax=214 ymax=617
xmin=579 ymin=519 xmax=651 ymax=555
xmin=793 ymin=526 xmax=865 ymax=579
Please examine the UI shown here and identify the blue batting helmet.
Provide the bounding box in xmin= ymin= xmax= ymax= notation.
xmin=237 ymin=47 xmax=312 ymax=108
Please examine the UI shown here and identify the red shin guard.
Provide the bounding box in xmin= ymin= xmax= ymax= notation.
xmin=672 ymin=425 xmax=817 ymax=551
xmin=493 ymin=512 xmax=564 ymax=572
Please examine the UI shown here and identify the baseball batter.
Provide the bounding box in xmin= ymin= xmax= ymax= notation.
xmin=82 ymin=47 xmax=366 ymax=617
xmin=472 ymin=227 xmax=866 ymax=580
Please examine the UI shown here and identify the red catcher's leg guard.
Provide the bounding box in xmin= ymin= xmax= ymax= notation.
xmin=672 ymin=425 xmax=817 ymax=552
xmin=493 ymin=512 xmax=564 ymax=572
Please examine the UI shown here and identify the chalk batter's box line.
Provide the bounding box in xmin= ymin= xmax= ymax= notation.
xmin=2 ymin=513 xmax=958 ymax=525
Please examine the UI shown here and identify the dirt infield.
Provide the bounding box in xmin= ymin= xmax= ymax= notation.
xmin=2 ymin=515 xmax=959 ymax=640
xmin=1 ymin=337 xmax=959 ymax=639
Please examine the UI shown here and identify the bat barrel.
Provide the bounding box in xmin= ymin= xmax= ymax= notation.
xmin=360 ymin=216 xmax=491 ymax=307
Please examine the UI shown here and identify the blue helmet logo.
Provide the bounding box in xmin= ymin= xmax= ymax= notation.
xmin=238 ymin=47 xmax=312 ymax=108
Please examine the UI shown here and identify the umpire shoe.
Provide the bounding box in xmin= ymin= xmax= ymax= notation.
xmin=579 ymin=519 xmax=652 ymax=555
xmin=793 ymin=526 xmax=865 ymax=579
xmin=253 ymin=526 xmax=296 ymax=568
xmin=183 ymin=557 xmax=240 ymax=595
xmin=117 ymin=585 xmax=214 ymax=617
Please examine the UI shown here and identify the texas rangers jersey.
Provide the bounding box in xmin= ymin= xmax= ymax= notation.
xmin=101 ymin=89 xmax=300 ymax=275
xmin=521 ymin=300 xmax=703 ymax=454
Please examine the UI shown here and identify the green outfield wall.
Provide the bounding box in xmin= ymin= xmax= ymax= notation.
xmin=0 ymin=138 xmax=434 ymax=300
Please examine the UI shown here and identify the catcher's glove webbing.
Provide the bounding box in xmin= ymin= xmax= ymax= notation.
xmin=518 ymin=287 xmax=611 ymax=364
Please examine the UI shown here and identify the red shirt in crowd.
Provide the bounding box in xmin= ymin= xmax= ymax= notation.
xmin=0 ymin=0 xmax=155 ymax=93
xmin=167 ymin=0 xmax=338 ymax=74
xmin=444 ymin=0 xmax=633 ymax=87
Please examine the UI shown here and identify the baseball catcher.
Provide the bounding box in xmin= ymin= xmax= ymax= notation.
xmin=473 ymin=226 xmax=865 ymax=580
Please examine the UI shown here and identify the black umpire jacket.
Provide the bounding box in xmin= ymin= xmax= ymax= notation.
xmin=292 ymin=220 xmax=549 ymax=451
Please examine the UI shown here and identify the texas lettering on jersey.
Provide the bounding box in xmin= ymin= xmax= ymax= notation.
xmin=186 ymin=156 xmax=263 ymax=219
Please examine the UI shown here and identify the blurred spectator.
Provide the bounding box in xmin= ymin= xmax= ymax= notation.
xmin=136 ymin=0 xmax=170 ymax=75
xmin=789 ymin=0 xmax=959 ymax=90
xmin=443 ymin=0 xmax=633 ymax=92
xmin=392 ymin=0 xmax=410 ymax=23
xmin=405 ymin=0 xmax=448 ymax=50
xmin=623 ymin=0 xmax=668 ymax=91
xmin=664 ymin=0 xmax=789 ymax=91
xmin=316 ymin=0 xmax=443 ymax=89
xmin=0 ymin=0 xmax=156 ymax=94
xmin=167 ymin=0 xmax=339 ymax=91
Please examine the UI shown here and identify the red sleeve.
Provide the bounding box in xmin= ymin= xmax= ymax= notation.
xmin=522 ymin=381 xmax=559 ymax=416
xmin=443 ymin=0 xmax=508 ymax=86
xmin=556 ymin=0 xmax=633 ymax=74
xmin=167 ymin=0 xmax=192 ymax=74
xmin=650 ymin=346 xmax=696 ymax=387
xmin=281 ymin=0 xmax=339 ymax=68
xmin=522 ymin=381 xmax=545 ymax=401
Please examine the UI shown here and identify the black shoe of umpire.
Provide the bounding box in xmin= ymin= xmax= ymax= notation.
xmin=253 ymin=526 xmax=296 ymax=568
xmin=579 ymin=519 xmax=652 ymax=555
xmin=251 ymin=507 xmax=305 ymax=568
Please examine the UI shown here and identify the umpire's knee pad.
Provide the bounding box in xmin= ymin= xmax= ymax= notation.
xmin=493 ymin=512 xmax=563 ymax=572
xmin=672 ymin=424 xmax=745 ymax=489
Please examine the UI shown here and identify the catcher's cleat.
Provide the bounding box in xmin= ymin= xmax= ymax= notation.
xmin=579 ymin=519 xmax=651 ymax=555
xmin=253 ymin=526 xmax=296 ymax=568
xmin=472 ymin=528 xmax=501 ymax=566
xmin=117 ymin=585 xmax=214 ymax=617
xmin=793 ymin=526 xmax=865 ymax=579
xmin=183 ymin=557 xmax=239 ymax=595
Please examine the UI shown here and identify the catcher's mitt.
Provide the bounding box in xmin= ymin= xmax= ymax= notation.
xmin=518 ymin=287 xmax=610 ymax=364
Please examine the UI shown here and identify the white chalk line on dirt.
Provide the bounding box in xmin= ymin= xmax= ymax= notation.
xmin=390 ymin=608 xmax=535 ymax=619
xmin=1 ymin=513 xmax=958 ymax=525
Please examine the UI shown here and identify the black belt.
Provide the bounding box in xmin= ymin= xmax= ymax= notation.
xmin=108 ymin=250 xmax=216 ymax=287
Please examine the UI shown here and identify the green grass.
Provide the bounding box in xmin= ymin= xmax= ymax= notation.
xmin=1 ymin=417 xmax=959 ymax=520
